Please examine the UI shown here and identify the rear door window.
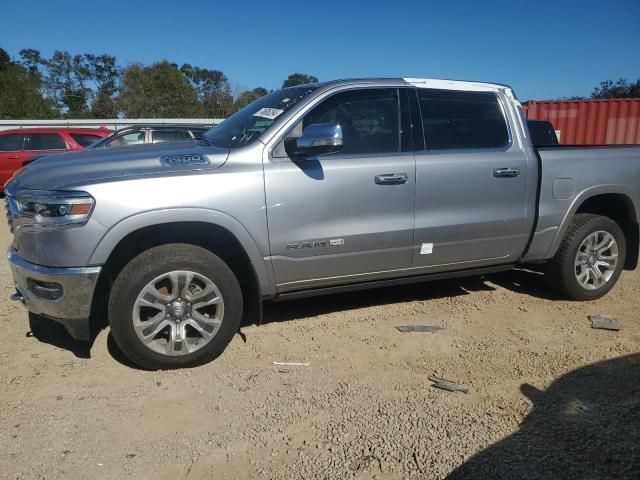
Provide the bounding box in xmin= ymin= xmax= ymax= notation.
xmin=0 ymin=134 xmax=24 ymax=151
xmin=25 ymin=133 xmax=67 ymax=151
xmin=70 ymin=133 xmax=103 ymax=147
xmin=151 ymin=130 xmax=192 ymax=143
xmin=417 ymin=89 xmax=509 ymax=150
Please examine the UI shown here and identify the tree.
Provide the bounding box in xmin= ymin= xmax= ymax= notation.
xmin=0 ymin=48 xmax=10 ymax=71
xmin=19 ymin=49 xmax=90 ymax=117
xmin=18 ymin=48 xmax=41 ymax=74
xmin=0 ymin=57 xmax=56 ymax=119
xmin=85 ymin=54 xmax=120 ymax=118
xmin=234 ymin=87 xmax=268 ymax=110
xmin=3 ymin=46 xmax=285 ymax=119
xmin=592 ymin=79 xmax=640 ymax=99
xmin=181 ymin=64 xmax=234 ymax=118
xmin=282 ymin=73 xmax=318 ymax=88
xmin=39 ymin=50 xmax=93 ymax=117
xmin=117 ymin=61 xmax=202 ymax=118
xmin=17 ymin=49 xmax=121 ymax=118
xmin=91 ymin=88 xmax=118 ymax=118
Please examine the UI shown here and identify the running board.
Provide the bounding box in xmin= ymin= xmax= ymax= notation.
xmin=272 ymin=264 xmax=515 ymax=301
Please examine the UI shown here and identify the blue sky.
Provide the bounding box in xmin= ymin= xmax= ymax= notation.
xmin=3 ymin=0 xmax=639 ymax=101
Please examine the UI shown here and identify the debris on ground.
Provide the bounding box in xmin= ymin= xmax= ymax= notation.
xmin=272 ymin=361 xmax=310 ymax=366
xmin=428 ymin=376 xmax=470 ymax=394
xmin=395 ymin=325 xmax=444 ymax=333
xmin=413 ymin=450 xmax=424 ymax=474
xmin=588 ymin=315 xmax=621 ymax=331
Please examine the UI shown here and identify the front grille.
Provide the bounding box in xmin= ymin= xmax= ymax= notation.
xmin=5 ymin=196 xmax=14 ymax=233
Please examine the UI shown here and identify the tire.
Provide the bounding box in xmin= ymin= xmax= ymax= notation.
xmin=546 ymin=213 xmax=626 ymax=301
xmin=108 ymin=243 xmax=243 ymax=369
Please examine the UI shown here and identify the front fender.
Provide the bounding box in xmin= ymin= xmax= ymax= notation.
xmin=88 ymin=207 xmax=276 ymax=296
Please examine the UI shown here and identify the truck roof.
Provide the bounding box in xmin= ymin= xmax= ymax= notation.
xmin=292 ymin=77 xmax=517 ymax=98
xmin=403 ymin=77 xmax=515 ymax=94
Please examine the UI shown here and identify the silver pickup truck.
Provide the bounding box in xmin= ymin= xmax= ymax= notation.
xmin=5 ymin=78 xmax=640 ymax=369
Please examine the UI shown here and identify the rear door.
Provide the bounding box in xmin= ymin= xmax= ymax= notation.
xmin=0 ymin=133 xmax=26 ymax=188
xmin=23 ymin=132 xmax=69 ymax=161
xmin=264 ymin=87 xmax=416 ymax=291
xmin=412 ymin=88 xmax=530 ymax=270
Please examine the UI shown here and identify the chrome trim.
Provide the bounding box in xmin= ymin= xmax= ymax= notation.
xmin=4 ymin=196 xmax=13 ymax=232
xmin=10 ymin=291 xmax=25 ymax=302
xmin=297 ymin=123 xmax=343 ymax=148
xmin=9 ymin=250 xmax=101 ymax=276
xmin=274 ymin=264 xmax=514 ymax=301
xmin=7 ymin=248 xmax=101 ymax=327
xmin=7 ymin=189 xmax=93 ymax=200
xmin=275 ymin=254 xmax=510 ymax=289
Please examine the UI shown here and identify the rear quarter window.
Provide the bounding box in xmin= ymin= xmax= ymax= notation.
xmin=417 ymin=90 xmax=509 ymax=150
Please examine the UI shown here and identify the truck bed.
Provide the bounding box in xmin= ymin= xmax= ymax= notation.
xmin=523 ymin=144 xmax=640 ymax=263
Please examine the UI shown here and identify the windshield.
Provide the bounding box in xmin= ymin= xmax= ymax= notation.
xmin=203 ymin=86 xmax=318 ymax=148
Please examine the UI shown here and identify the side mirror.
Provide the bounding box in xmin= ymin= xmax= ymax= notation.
xmin=284 ymin=123 xmax=343 ymax=157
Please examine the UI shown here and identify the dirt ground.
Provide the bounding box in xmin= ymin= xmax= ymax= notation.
xmin=0 ymin=224 xmax=638 ymax=480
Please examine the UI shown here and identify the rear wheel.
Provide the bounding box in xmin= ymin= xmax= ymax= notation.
xmin=546 ymin=214 xmax=626 ymax=300
xmin=109 ymin=243 xmax=243 ymax=369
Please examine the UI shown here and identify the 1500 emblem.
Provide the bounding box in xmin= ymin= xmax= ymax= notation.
xmin=160 ymin=154 xmax=209 ymax=166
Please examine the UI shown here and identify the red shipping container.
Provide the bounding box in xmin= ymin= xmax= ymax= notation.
xmin=524 ymin=98 xmax=640 ymax=145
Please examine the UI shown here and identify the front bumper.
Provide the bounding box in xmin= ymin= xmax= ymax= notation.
xmin=8 ymin=248 xmax=101 ymax=340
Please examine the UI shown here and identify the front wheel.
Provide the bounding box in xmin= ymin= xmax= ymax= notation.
xmin=108 ymin=244 xmax=243 ymax=369
xmin=546 ymin=213 xmax=626 ymax=301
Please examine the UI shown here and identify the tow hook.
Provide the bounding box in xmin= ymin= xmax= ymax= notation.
xmin=10 ymin=291 xmax=25 ymax=303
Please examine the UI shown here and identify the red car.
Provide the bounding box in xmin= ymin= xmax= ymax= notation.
xmin=0 ymin=127 xmax=110 ymax=192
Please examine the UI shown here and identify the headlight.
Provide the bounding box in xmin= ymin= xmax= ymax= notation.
xmin=11 ymin=190 xmax=95 ymax=229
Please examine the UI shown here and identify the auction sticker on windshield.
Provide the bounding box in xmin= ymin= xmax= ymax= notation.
xmin=253 ymin=108 xmax=284 ymax=120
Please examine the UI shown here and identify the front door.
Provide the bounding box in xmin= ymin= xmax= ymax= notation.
xmin=411 ymin=88 xmax=530 ymax=270
xmin=264 ymin=87 xmax=416 ymax=291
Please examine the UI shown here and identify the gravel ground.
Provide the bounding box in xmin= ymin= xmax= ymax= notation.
xmin=0 ymin=224 xmax=638 ymax=479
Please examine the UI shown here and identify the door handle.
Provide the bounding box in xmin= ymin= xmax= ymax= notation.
xmin=375 ymin=173 xmax=408 ymax=185
xmin=7 ymin=156 xmax=20 ymax=160
xmin=493 ymin=167 xmax=520 ymax=178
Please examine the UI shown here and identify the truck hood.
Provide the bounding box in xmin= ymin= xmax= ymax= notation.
xmin=9 ymin=141 xmax=230 ymax=191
